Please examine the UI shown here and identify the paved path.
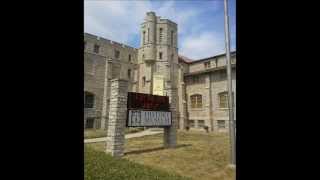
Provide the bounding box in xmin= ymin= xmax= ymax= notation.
xmin=84 ymin=129 xmax=163 ymax=144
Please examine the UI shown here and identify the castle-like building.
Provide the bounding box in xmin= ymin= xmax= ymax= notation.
xmin=84 ymin=12 xmax=236 ymax=132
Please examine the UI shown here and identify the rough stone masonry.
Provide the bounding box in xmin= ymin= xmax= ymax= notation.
xmin=105 ymin=79 xmax=128 ymax=157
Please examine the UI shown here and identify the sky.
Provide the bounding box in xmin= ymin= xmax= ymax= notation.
xmin=84 ymin=0 xmax=236 ymax=60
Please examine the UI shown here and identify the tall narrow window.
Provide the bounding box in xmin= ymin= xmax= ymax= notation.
xmin=128 ymin=54 xmax=131 ymax=62
xmin=147 ymin=28 xmax=150 ymax=43
xmin=128 ymin=69 xmax=131 ymax=78
xmin=159 ymin=28 xmax=163 ymax=43
xmin=142 ymin=76 xmax=146 ymax=87
xmin=171 ymin=30 xmax=174 ymax=45
xmin=159 ymin=52 xmax=162 ymax=60
xmin=115 ymin=50 xmax=120 ymax=59
xmin=94 ymin=44 xmax=99 ymax=53
xmin=143 ymin=31 xmax=146 ymax=45
xmin=219 ymin=92 xmax=228 ymax=108
xmin=85 ymin=92 xmax=95 ymax=108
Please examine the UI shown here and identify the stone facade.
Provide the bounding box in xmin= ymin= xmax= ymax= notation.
xmin=84 ymin=11 xmax=236 ymax=133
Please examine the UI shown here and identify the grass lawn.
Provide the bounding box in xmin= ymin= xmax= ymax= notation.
xmin=86 ymin=131 xmax=235 ymax=180
xmin=85 ymin=146 xmax=190 ymax=180
xmin=84 ymin=127 xmax=144 ymax=139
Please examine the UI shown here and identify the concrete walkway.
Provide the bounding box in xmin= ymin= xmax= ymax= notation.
xmin=84 ymin=129 xmax=163 ymax=144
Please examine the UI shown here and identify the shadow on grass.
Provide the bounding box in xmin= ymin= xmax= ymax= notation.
xmin=124 ymin=144 xmax=192 ymax=155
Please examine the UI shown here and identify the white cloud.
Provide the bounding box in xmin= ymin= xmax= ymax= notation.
xmin=84 ymin=1 xmax=152 ymax=45
xmin=179 ymin=32 xmax=225 ymax=60
xmin=84 ymin=0 xmax=233 ymax=59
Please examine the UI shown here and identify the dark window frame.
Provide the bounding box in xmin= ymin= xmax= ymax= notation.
xmin=93 ymin=44 xmax=100 ymax=54
xmin=85 ymin=92 xmax=95 ymax=108
xmin=85 ymin=118 xmax=95 ymax=129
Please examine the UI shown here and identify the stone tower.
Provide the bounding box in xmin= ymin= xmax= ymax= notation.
xmin=138 ymin=12 xmax=178 ymax=96
xmin=138 ymin=12 xmax=179 ymax=134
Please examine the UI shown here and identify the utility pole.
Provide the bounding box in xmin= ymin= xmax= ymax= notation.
xmin=224 ymin=0 xmax=236 ymax=167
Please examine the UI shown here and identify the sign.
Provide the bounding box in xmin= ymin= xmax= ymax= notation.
xmin=127 ymin=92 xmax=171 ymax=127
xmin=153 ymin=75 xmax=164 ymax=96
xmin=127 ymin=110 xmax=171 ymax=127
xmin=127 ymin=92 xmax=169 ymax=111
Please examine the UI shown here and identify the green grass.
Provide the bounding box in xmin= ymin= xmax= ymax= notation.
xmin=87 ymin=131 xmax=235 ymax=180
xmin=85 ymin=146 xmax=191 ymax=180
xmin=84 ymin=127 xmax=144 ymax=139
xmin=84 ymin=129 xmax=107 ymax=139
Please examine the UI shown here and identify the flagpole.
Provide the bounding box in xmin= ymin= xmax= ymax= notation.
xmin=224 ymin=0 xmax=236 ymax=167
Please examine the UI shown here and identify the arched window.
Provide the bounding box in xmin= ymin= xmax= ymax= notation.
xmin=190 ymin=94 xmax=202 ymax=108
xmin=85 ymin=92 xmax=95 ymax=108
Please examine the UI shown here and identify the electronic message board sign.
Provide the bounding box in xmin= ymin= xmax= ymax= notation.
xmin=127 ymin=92 xmax=171 ymax=127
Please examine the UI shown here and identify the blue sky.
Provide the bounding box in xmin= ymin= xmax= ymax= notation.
xmin=85 ymin=0 xmax=236 ymax=60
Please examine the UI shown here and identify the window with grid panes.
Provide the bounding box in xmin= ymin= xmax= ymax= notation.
xmin=190 ymin=94 xmax=202 ymax=108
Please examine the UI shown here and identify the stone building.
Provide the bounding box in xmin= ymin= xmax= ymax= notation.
xmin=84 ymin=11 xmax=236 ymax=132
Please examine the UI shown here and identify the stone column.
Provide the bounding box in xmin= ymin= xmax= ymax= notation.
xmin=164 ymin=87 xmax=177 ymax=148
xmin=105 ymin=79 xmax=128 ymax=157
xmin=101 ymin=58 xmax=112 ymax=130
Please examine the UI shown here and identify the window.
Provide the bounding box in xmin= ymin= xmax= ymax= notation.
xmin=85 ymin=92 xmax=94 ymax=108
xmin=204 ymin=61 xmax=211 ymax=68
xmin=217 ymin=120 xmax=226 ymax=129
xmin=190 ymin=94 xmax=202 ymax=108
xmin=143 ymin=31 xmax=146 ymax=44
xmin=94 ymin=44 xmax=99 ymax=53
xmin=219 ymin=91 xmax=234 ymax=108
xmin=147 ymin=28 xmax=150 ymax=42
xmin=219 ymin=92 xmax=228 ymax=108
xmin=142 ymin=76 xmax=146 ymax=87
xmin=86 ymin=118 xmax=95 ymax=129
xmin=128 ymin=54 xmax=131 ymax=62
xmin=171 ymin=30 xmax=174 ymax=45
xmin=159 ymin=52 xmax=162 ymax=60
xmin=198 ymin=120 xmax=205 ymax=128
xmin=128 ymin=69 xmax=131 ymax=78
xmin=188 ymin=120 xmax=195 ymax=128
xmin=159 ymin=28 xmax=163 ymax=43
xmin=142 ymin=54 xmax=145 ymax=60
xmin=115 ymin=50 xmax=120 ymax=59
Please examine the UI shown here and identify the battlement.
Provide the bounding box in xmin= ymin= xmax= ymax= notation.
xmin=84 ymin=32 xmax=138 ymax=51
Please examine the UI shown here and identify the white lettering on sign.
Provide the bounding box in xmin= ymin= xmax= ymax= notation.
xmin=128 ymin=110 xmax=171 ymax=127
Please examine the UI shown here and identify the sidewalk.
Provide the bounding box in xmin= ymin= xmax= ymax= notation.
xmin=84 ymin=129 xmax=163 ymax=144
